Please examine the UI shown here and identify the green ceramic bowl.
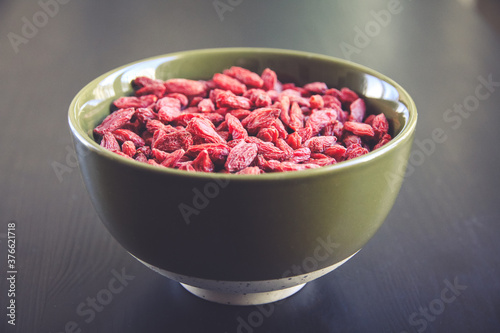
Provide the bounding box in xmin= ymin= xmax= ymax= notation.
xmin=68 ymin=48 xmax=417 ymax=305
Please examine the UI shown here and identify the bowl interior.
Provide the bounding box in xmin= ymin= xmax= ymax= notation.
xmin=70 ymin=48 xmax=414 ymax=155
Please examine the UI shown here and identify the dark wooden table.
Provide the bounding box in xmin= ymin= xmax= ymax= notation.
xmin=1 ymin=0 xmax=500 ymax=332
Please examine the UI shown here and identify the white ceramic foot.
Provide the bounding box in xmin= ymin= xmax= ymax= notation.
xmin=180 ymin=283 xmax=306 ymax=306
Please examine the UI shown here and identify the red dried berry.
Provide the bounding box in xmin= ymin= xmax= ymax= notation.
xmin=113 ymin=95 xmax=157 ymax=109
xmin=216 ymin=90 xmax=252 ymax=109
xmin=224 ymin=66 xmax=264 ymax=88
xmin=191 ymin=149 xmax=215 ymax=173
xmin=340 ymin=87 xmax=359 ymax=104
xmin=166 ymin=93 xmax=189 ymax=108
xmin=257 ymin=127 xmax=279 ymax=143
xmin=275 ymin=138 xmax=294 ymax=159
xmin=132 ymin=76 xmax=162 ymax=90
xmin=213 ymin=73 xmax=247 ymax=95
xmin=122 ymin=141 xmax=137 ymax=157
xmin=152 ymin=129 xmax=193 ymax=152
xmin=112 ymin=129 xmax=146 ymax=148
xmin=135 ymin=108 xmax=157 ymax=124
xmin=136 ymin=83 xmax=166 ymax=98
xmin=322 ymin=94 xmax=342 ymax=109
xmin=152 ymin=148 xmax=169 ymax=163
xmin=374 ymin=133 xmax=392 ymax=150
xmin=186 ymin=117 xmax=227 ymax=144
xmin=236 ymin=166 xmax=262 ymax=175
xmin=164 ymin=79 xmax=206 ymax=96
xmin=286 ymin=132 xmax=302 ymax=150
xmin=185 ymin=143 xmax=230 ymax=166
xmin=289 ymin=147 xmax=311 ymax=163
xmin=161 ymin=149 xmax=185 ymax=168
xmin=304 ymin=136 xmax=338 ymax=153
xmin=230 ymin=109 xmax=252 ymax=120
xmin=349 ymin=98 xmax=366 ymax=123
xmin=225 ymin=141 xmax=258 ymax=172
xmin=244 ymin=89 xmax=272 ymax=108
xmin=226 ymin=113 xmax=248 ymax=140
xmin=135 ymin=153 xmax=148 ymax=163
xmin=342 ymin=134 xmax=362 ymax=147
xmin=305 ymin=109 xmax=338 ymax=136
xmin=345 ymin=144 xmax=369 ymax=160
xmin=100 ymin=132 xmax=120 ymax=151
xmin=310 ymin=95 xmax=324 ymax=109
xmin=198 ymin=98 xmax=215 ymax=113
xmin=325 ymin=145 xmax=347 ymax=161
xmin=94 ymin=108 xmax=135 ymax=136
xmin=261 ymin=68 xmax=277 ymax=91
xmin=275 ymin=162 xmax=320 ymax=172
xmin=289 ymin=101 xmax=305 ymax=131
xmin=241 ymin=107 xmax=281 ymax=135
xmin=304 ymin=82 xmax=328 ymax=94
xmin=343 ymin=121 xmax=375 ymax=137
xmin=372 ymin=113 xmax=389 ymax=139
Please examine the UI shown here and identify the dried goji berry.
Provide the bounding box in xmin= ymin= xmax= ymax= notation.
xmin=371 ymin=113 xmax=389 ymax=139
xmin=304 ymin=82 xmax=328 ymax=94
xmin=186 ymin=117 xmax=227 ymax=144
xmin=213 ymin=73 xmax=247 ymax=95
xmin=349 ymin=98 xmax=366 ymax=123
xmin=373 ymin=133 xmax=392 ymax=150
xmin=289 ymin=147 xmax=311 ymax=163
xmin=161 ymin=149 xmax=186 ymax=167
xmin=343 ymin=121 xmax=375 ymax=137
xmin=198 ymin=98 xmax=215 ymax=113
xmin=261 ymin=68 xmax=277 ymax=91
xmin=164 ymin=79 xmax=206 ymax=96
xmin=310 ymin=95 xmax=324 ymax=109
xmin=113 ymin=95 xmax=157 ymax=109
xmin=185 ymin=143 xmax=230 ymax=166
xmin=244 ymin=89 xmax=272 ymax=108
xmin=225 ymin=141 xmax=258 ymax=172
xmin=226 ymin=113 xmax=248 ymax=140
xmin=112 ymin=129 xmax=146 ymax=148
xmin=216 ymin=90 xmax=252 ymax=109
xmin=100 ymin=132 xmax=120 ymax=151
xmin=325 ymin=145 xmax=347 ymax=161
xmin=241 ymin=108 xmax=281 ymax=135
xmin=305 ymin=109 xmax=337 ymax=136
xmin=224 ymin=66 xmax=264 ymax=88
xmin=340 ymin=87 xmax=359 ymax=104
xmin=136 ymin=83 xmax=166 ymax=98
xmin=152 ymin=129 xmax=193 ymax=152
xmin=166 ymin=93 xmax=189 ymax=108
xmin=94 ymin=108 xmax=135 ymax=137
xmin=122 ymin=141 xmax=137 ymax=157
xmin=257 ymin=127 xmax=279 ymax=143
xmin=304 ymin=136 xmax=337 ymax=153
xmin=135 ymin=152 xmax=148 ymax=163
xmin=191 ymin=149 xmax=214 ymax=172
xmin=236 ymin=166 xmax=262 ymax=175
xmin=345 ymin=144 xmax=369 ymax=160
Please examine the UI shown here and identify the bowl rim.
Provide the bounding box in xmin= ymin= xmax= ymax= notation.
xmin=68 ymin=47 xmax=417 ymax=182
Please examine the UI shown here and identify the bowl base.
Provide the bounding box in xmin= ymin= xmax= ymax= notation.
xmin=180 ymin=282 xmax=306 ymax=306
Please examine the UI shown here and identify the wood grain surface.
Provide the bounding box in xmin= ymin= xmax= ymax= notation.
xmin=1 ymin=0 xmax=499 ymax=332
